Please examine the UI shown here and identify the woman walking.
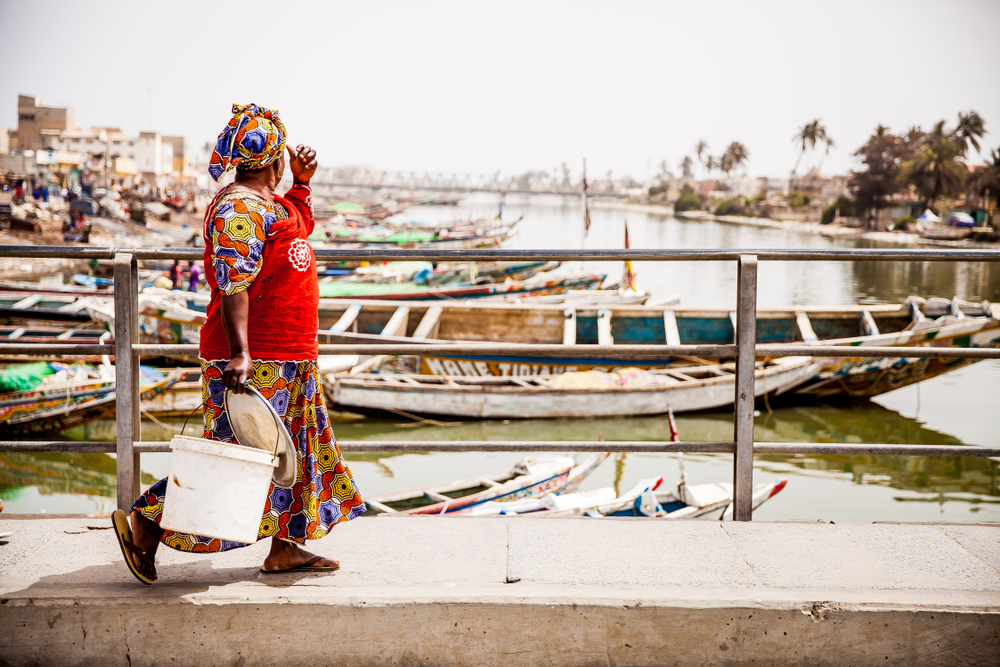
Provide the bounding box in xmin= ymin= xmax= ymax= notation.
xmin=113 ymin=103 xmax=365 ymax=583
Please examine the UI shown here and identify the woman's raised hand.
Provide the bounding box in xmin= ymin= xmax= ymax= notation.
xmin=288 ymin=144 xmax=318 ymax=186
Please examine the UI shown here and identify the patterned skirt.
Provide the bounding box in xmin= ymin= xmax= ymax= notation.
xmin=132 ymin=359 xmax=366 ymax=552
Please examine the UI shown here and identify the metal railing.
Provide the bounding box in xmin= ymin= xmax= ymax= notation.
xmin=2 ymin=245 xmax=1000 ymax=521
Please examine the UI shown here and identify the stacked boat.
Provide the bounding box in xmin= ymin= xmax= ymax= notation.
xmin=322 ymin=295 xmax=1000 ymax=418
xmin=1 ymin=283 xmax=997 ymax=422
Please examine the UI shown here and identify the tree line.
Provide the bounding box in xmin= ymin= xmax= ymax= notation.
xmin=850 ymin=111 xmax=997 ymax=229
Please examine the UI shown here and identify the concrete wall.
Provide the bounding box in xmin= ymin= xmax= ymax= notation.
xmin=1 ymin=599 xmax=997 ymax=666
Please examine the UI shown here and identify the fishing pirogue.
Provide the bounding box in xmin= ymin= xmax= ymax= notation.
xmin=364 ymin=412 xmax=787 ymax=518
xmin=1 ymin=291 xmax=996 ymax=420
xmin=333 ymin=357 xmax=820 ymax=419
xmin=0 ymin=361 xmax=180 ymax=435
xmin=320 ymin=294 xmax=998 ymax=417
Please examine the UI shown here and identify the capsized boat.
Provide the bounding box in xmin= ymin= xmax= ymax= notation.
xmin=331 ymin=358 xmax=820 ymax=419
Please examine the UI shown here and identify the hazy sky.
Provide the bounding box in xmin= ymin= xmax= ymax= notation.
xmin=2 ymin=0 xmax=998 ymax=180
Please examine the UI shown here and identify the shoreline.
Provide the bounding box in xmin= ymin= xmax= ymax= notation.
xmin=593 ymin=201 xmax=1000 ymax=248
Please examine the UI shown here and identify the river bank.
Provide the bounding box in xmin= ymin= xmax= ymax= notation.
xmin=593 ymin=201 xmax=1000 ymax=249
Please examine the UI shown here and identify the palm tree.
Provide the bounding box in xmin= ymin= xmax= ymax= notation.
xmin=954 ymin=110 xmax=985 ymax=157
xmin=967 ymin=146 xmax=1000 ymax=209
xmin=679 ymin=155 xmax=694 ymax=179
xmin=791 ymin=119 xmax=834 ymax=180
xmin=694 ymin=140 xmax=708 ymax=167
xmin=704 ymin=155 xmax=717 ymax=181
xmin=723 ymin=142 xmax=749 ymax=174
xmin=906 ymin=121 xmax=966 ymax=211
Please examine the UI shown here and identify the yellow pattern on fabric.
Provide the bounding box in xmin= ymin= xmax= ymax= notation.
xmin=208 ymin=189 xmax=288 ymax=296
xmin=131 ymin=360 xmax=365 ymax=553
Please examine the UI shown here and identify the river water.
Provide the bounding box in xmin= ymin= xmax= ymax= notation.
xmin=2 ymin=194 xmax=998 ymax=522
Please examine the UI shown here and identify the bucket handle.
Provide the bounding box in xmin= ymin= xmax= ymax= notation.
xmin=180 ymin=397 xmax=210 ymax=436
xmin=179 ymin=395 xmax=282 ymax=460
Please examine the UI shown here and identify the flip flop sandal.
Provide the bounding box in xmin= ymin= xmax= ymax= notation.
xmin=112 ymin=509 xmax=157 ymax=585
xmin=260 ymin=555 xmax=340 ymax=574
xmin=0 ymin=531 xmax=12 ymax=540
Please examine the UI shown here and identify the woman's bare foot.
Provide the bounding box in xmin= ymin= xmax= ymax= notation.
xmin=262 ymin=538 xmax=339 ymax=572
xmin=130 ymin=510 xmax=163 ymax=559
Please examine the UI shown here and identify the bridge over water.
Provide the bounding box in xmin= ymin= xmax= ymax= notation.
xmin=311 ymin=166 xmax=630 ymax=198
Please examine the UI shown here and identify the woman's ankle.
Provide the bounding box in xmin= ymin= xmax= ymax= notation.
xmin=130 ymin=510 xmax=162 ymax=548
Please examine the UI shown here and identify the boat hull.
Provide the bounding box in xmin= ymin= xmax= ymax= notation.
xmin=794 ymin=318 xmax=1000 ymax=398
xmin=332 ymin=357 xmax=819 ymax=419
xmin=0 ymin=372 xmax=179 ymax=436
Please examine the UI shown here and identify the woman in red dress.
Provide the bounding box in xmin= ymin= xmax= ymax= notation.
xmin=114 ymin=104 xmax=365 ymax=583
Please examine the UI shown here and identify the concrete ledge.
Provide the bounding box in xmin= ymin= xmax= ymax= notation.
xmin=1 ymin=517 xmax=999 ymax=666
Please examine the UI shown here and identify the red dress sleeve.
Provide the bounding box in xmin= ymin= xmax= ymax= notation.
xmin=284 ymin=184 xmax=315 ymax=236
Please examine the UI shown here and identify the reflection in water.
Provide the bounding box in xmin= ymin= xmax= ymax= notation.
xmin=0 ymin=452 xmax=157 ymax=502
xmin=340 ymin=400 xmax=1000 ymax=503
xmin=852 ymin=239 xmax=1000 ymax=304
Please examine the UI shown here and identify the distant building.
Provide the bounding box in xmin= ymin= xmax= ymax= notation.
xmin=49 ymin=127 xmax=136 ymax=161
xmin=754 ymin=177 xmax=789 ymax=197
xmin=14 ymin=95 xmax=75 ymax=151
xmin=161 ymin=135 xmax=191 ymax=181
xmin=136 ymin=132 xmax=174 ymax=188
xmin=788 ymin=173 xmax=850 ymax=206
xmin=9 ymin=95 xmax=194 ymax=189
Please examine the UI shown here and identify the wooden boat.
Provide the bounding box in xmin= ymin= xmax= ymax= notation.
xmin=501 ymin=288 xmax=657 ymax=306
xmin=317 ymin=273 xmax=606 ymax=300
xmin=466 ymin=410 xmax=786 ymax=518
xmin=7 ymin=289 xmax=995 ymax=401
xmin=331 ymin=356 xmax=819 ymax=419
xmin=600 ymin=477 xmax=786 ymax=518
xmin=0 ymin=363 xmax=180 ymax=436
xmin=791 ymin=297 xmax=1000 ymax=398
xmin=916 ymin=222 xmax=973 ymax=241
xmin=317 ymin=217 xmax=518 ymax=245
xmin=343 ymin=260 xmax=559 ymax=286
xmin=0 ymin=292 xmax=100 ymax=326
xmin=363 ymin=453 xmax=609 ymax=515
xmin=463 ymin=477 xmax=786 ymax=519
xmin=314 ymin=295 xmax=999 ymax=400
xmin=139 ymin=368 xmax=203 ymax=417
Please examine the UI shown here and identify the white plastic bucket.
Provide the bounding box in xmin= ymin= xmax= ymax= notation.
xmin=159 ymin=435 xmax=277 ymax=544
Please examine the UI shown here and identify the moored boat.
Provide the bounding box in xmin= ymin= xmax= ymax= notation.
xmin=319 ymin=295 xmax=999 ymax=400
xmin=363 ymin=452 xmax=609 ymax=515
xmin=0 ymin=362 xmax=181 ymax=436
xmin=331 ymin=357 xmax=819 ymax=419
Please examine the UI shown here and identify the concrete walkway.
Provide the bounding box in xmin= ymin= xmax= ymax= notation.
xmin=1 ymin=515 xmax=998 ymax=666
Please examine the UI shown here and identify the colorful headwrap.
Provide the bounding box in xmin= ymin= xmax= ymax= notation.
xmin=208 ymin=103 xmax=287 ymax=182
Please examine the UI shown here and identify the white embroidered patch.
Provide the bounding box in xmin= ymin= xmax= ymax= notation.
xmin=288 ymin=239 xmax=313 ymax=272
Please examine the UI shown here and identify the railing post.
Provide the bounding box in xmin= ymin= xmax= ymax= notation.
xmin=733 ymin=254 xmax=758 ymax=521
xmin=113 ymin=252 xmax=141 ymax=511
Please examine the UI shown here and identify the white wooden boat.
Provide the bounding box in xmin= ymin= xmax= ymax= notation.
xmin=331 ymin=356 xmax=820 ymax=419
xmin=463 ymin=477 xmax=786 ymax=519
xmin=363 ymin=453 xmax=609 ymax=515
